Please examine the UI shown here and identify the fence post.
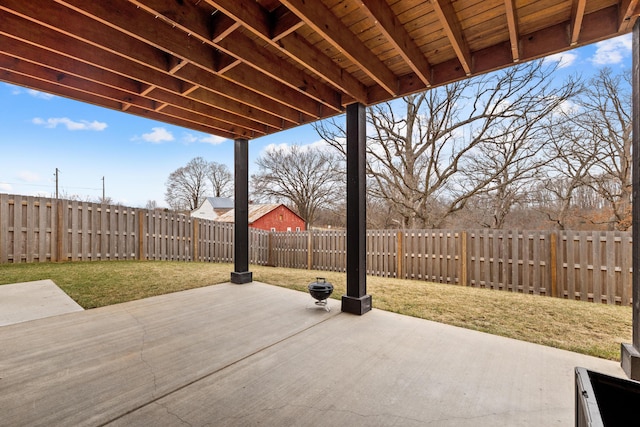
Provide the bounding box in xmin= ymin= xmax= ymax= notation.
xmin=192 ymin=218 xmax=199 ymax=262
xmin=460 ymin=231 xmax=468 ymax=286
xmin=550 ymin=232 xmax=558 ymax=298
xmin=267 ymin=232 xmax=274 ymax=267
xmin=56 ymin=199 xmax=64 ymax=262
xmin=307 ymin=230 xmax=313 ymax=270
xmin=137 ymin=209 xmax=144 ymax=260
xmin=396 ymin=231 xmax=403 ymax=279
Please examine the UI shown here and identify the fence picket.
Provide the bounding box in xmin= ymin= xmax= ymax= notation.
xmin=0 ymin=193 xmax=634 ymax=306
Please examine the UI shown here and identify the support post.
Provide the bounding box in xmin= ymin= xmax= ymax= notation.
xmin=341 ymin=102 xmax=372 ymax=315
xmin=231 ymin=138 xmax=253 ymax=284
xmin=622 ymin=19 xmax=640 ymax=379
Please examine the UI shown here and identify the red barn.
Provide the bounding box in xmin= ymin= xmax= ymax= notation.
xmin=216 ymin=204 xmax=305 ymax=232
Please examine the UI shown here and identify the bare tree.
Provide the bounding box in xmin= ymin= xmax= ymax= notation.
xmin=145 ymin=200 xmax=158 ymax=210
xmin=535 ymin=118 xmax=601 ymax=229
xmin=576 ymin=68 xmax=632 ymax=230
xmin=164 ymin=157 xmax=210 ymax=211
xmin=315 ymin=60 xmax=580 ymax=228
xmin=251 ymin=145 xmax=341 ymax=227
xmin=209 ymin=162 xmax=233 ymax=197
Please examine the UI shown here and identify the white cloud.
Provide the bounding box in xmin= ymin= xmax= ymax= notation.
xmin=17 ymin=171 xmax=40 ymax=182
xmin=141 ymin=127 xmax=174 ymax=143
xmin=6 ymin=85 xmax=54 ymax=100
xmin=27 ymin=89 xmax=55 ymax=100
xmin=182 ymin=132 xmax=228 ymax=145
xmin=263 ymin=140 xmax=332 ymax=155
xmin=182 ymin=133 xmax=198 ymax=144
xmin=544 ymin=52 xmax=578 ymax=69
xmin=264 ymin=142 xmax=291 ymax=153
xmin=32 ymin=117 xmax=107 ymax=131
xmin=199 ymin=135 xmax=227 ymax=145
xmin=590 ymin=34 xmax=632 ymax=66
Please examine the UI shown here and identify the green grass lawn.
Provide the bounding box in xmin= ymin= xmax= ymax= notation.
xmin=0 ymin=261 xmax=631 ymax=361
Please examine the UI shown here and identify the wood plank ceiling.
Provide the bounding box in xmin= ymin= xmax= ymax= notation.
xmin=1 ymin=0 xmax=638 ymax=140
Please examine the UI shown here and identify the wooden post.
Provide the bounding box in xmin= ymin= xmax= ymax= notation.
xmin=622 ymin=19 xmax=640 ymax=379
xmin=460 ymin=231 xmax=468 ymax=286
xmin=396 ymin=231 xmax=403 ymax=279
xmin=56 ymin=199 xmax=64 ymax=262
xmin=137 ymin=209 xmax=145 ymax=261
xmin=307 ymin=230 xmax=313 ymax=270
xmin=267 ymin=232 xmax=274 ymax=267
xmin=550 ymin=232 xmax=558 ymax=298
xmin=192 ymin=218 xmax=199 ymax=262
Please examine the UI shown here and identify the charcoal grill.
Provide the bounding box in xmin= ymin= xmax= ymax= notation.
xmin=308 ymin=277 xmax=333 ymax=311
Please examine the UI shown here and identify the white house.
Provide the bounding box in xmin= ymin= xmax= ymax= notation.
xmin=190 ymin=197 xmax=234 ymax=221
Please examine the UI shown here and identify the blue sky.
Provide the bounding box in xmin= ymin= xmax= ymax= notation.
xmin=0 ymin=34 xmax=632 ymax=208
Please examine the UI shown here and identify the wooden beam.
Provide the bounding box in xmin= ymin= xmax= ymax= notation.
xmin=128 ymin=0 xmax=342 ymax=112
xmin=430 ymin=0 xmax=472 ymax=75
xmin=0 ymin=69 xmax=240 ymax=138
xmin=504 ymin=0 xmax=520 ymax=61
xmin=280 ymin=0 xmax=399 ymax=95
xmin=0 ymin=24 xmax=283 ymax=132
xmin=570 ymin=0 xmax=587 ymax=45
xmin=619 ymin=0 xmax=640 ymax=33
xmin=271 ymin=7 xmax=305 ymax=41
xmin=359 ymin=0 xmax=432 ymax=87
xmin=215 ymin=30 xmax=342 ymax=112
xmin=203 ymin=0 xmax=367 ymax=104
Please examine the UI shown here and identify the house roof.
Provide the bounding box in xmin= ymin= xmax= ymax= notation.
xmin=2 ymin=1 xmax=637 ymax=140
xmin=215 ymin=204 xmax=297 ymax=224
xmin=201 ymin=197 xmax=235 ymax=210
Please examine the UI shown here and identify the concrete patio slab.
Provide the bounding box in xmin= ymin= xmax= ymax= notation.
xmin=0 ymin=279 xmax=84 ymax=326
xmin=0 ymin=282 xmax=624 ymax=426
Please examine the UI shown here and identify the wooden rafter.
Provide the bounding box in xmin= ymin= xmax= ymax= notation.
xmin=0 ymin=0 xmax=637 ymax=139
xmin=55 ymin=0 xmax=341 ymax=114
xmin=620 ymin=0 xmax=640 ymax=32
xmin=430 ymin=0 xmax=472 ymax=75
xmin=203 ymin=0 xmax=368 ymax=104
xmin=360 ymin=0 xmax=432 ymax=87
xmin=504 ymin=0 xmax=520 ymax=61
xmin=279 ymin=0 xmax=399 ymax=96
xmin=570 ymin=0 xmax=587 ymax=46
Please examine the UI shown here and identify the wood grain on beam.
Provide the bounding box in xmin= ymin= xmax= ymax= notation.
xmin=203 ymin=0 xmax=367 ymax=103
xmin=504 ymin=0 xmax=520 ymax=61
xmin=0 ymin=68 xmax=241 ymax=138
xmin=0 ymin=12 xmax=285 ymax=132
xmin=130 ymin=0 xmax=339 ymax=114
xmin=360 ymin=0 xmax=432 ymax=87
xmin=280 ymin=0 xmax=399 ymax=95
xmin=619 ymin=0 xmax=640 ymax=32
xmin=570 ymin=0 xmax=587 ymax=45
xmin=430 ymin=0 xmax=472 ymax=75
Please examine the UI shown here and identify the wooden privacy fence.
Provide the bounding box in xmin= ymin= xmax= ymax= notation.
xmin=0 ymin=194 xmax=633 ymax=305
xmin=259 ymin=229 xmax=634 ymax=306
xmin=0 ymin=194 xmax=267 ymax=265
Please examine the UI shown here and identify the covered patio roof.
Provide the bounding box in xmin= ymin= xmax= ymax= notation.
xmin=1 ymin=0 xmax=638 ymax=140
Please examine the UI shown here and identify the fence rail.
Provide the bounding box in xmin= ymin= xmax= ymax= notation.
xmin=0 ymin=194 xmax=633 ymax=305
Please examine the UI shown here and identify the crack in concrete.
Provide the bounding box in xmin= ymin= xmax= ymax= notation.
xmin=154 ymin=401 xmax=193 ymax=427
xmin=123 ymin=308 xmax=159 ymax=397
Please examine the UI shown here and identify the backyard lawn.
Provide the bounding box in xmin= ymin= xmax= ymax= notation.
xmin=0 ymin=260 xmax=631 ymax=361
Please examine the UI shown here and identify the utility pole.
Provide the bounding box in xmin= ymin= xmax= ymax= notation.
xmin=54 ymin=168 xmax=59 ymax=199
xmin=102 ymin=176 xmax=105 ymax=202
